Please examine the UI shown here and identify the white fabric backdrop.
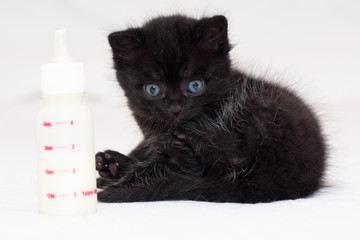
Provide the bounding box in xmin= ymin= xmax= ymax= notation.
xmin=0 ymin=0 xmax=359 ymax=239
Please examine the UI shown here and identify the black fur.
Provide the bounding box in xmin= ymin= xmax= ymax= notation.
xmin=96 ymin=15 xmax=326 ymax=203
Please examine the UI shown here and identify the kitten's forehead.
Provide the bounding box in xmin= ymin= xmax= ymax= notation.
xmin=141 ymin=16 xmax=196 ymax=81
xmin=143 ymin=17 xmax=197 ymax=53
xmin=142 ymin=15 xmax=195 ymax=45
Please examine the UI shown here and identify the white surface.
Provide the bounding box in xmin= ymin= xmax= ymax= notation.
xmin=0 ymin=0 xmax=359 ymax=239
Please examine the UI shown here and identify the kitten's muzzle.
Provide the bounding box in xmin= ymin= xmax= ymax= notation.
xmin=169 ymin=103 xmax=182 ymax=116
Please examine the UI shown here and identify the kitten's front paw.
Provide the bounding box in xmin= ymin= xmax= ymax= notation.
xmin=96 ymin=150 xmax=133 ymax=179
xmin=171 ymin=127 xmax=195 ymax=151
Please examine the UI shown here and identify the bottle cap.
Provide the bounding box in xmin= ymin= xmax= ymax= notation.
xmin=41 ymin=29 xmax=84 ymax=95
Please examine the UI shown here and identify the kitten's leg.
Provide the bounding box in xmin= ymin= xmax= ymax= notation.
xmin=96 ymin=139 xmax=160 ymax=186
xmin=98 ymin=164 xmax=321 ymax=203
xmin=97 ymin=176 xmax=212 ymax=202
xmin=117 ymin=148 xmax=203 ymax=187
xmin=113 ymin=133 xmax=204 ymax=186
xmin=97 ymin=175 xmax=256 ymax=203
xmin=96 ymin=143 xmax=175 ymax=188
xmin=96 ymin=135 xmax=204 ymax=190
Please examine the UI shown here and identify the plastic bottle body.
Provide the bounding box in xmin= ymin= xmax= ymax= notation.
xmin=36 ymin=94 xmax=97 ymax=215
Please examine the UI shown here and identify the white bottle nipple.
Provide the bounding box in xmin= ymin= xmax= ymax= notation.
xmin=51 ymin=29 xmax=74 ymax=63
xmin=41 ymin=29 xmax=84 ymax=95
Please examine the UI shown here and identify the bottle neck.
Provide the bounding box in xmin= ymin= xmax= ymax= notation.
xmin=42 ymin=93 xmax=83 ymax=104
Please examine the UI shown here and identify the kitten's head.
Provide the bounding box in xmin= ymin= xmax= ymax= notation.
xmin=108 ymin=15 xmax=232 ymax=124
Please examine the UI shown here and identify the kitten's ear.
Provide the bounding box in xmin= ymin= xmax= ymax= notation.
xmin=108 ymin=28 xmax=144 ymax=62
xmin=194 ymin=15 xmax=229 ymax=54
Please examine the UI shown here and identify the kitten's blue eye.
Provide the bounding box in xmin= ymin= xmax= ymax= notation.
xmin=187 ymin=80 xmax=204 ymax=93
xmin=145 ymin=84 xmax=161 ymax=97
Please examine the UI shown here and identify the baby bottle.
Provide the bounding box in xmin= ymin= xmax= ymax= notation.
xmin=36 ymin=29 xmax=97 ymax=215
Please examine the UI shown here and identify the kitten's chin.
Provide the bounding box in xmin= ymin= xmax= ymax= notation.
xmin=149 ymin=112 xmax=185 ymax=125
xmin=167 ymin=111 xmax=196 ymax=124
xmin=163 ymin=114 xmax=181 ymax=124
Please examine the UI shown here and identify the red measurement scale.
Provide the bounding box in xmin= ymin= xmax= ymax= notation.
xmin=46 ymin=189 xmax=97 ymax=199
xmin=43 ymin=120 xmax=74 ymax=126
xmin=43 ymin=120 xmax=75 ymax=150
xmin=41 ymin=119 xmax=81 ymax=203
xmin=45 ymin=169 xmax=76 ymax=174
xmin=44 ymin=145 xmax=75 ymax=151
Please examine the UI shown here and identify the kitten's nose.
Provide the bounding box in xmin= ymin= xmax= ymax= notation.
xmin=169 ymin=104 xmax=182 ymax=116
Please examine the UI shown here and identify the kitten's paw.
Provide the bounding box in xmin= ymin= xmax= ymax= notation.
xmin=96 ymin=150 xmax=133 ymax=179
xmin=171 ymin=128 xmax=194 ymax=151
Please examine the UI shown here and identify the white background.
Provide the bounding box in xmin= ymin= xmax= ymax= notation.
xmin=0 ymin=0 xmax=359 ymax=239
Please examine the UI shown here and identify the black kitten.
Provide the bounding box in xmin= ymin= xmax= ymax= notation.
xmin=96 ymin=15 xmax=326 ymax=203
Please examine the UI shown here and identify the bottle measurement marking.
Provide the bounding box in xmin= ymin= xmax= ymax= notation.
xmin=55 ymin=122 xmax=68 ymax=125
xmin=42 ymin=120 xmax=74 ymax=127
xmin=58 ymin=194 xmax=72 ymax=198
xmin=47 ymin=193 xmax=56 ymax=199
xmin=57 ymin=170 xmax=71 ymax=173
xmin=46 ymin=170 xmax=55 ymax=175
xmin=43 ymin=122 xmax=52 ymax=127
xmin=46 ymin=189 xmax=97 ymax=199
xmin=45 ymin=169 xmax=76 ymax=175
xmin=44 ymin=144 xmax=75 ymax=151
xmin=56 ymin=146 xmax=69 ymax=149
xmin=82 ymin=189 xmax=97 ymax=196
